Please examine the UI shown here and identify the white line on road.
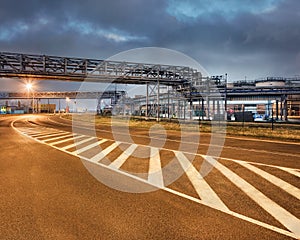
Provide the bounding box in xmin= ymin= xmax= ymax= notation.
xmin=278 ymin=167 xmax=300 ymax=178
xmin=148 ymin=147 xmax=164 ymax=188
xmin=176 ymin=152 xmax=229 ymax=211
xmin=26 ymin=130 xmax=61 ymax=136
xmin=60 ymin=137 xmax=96 ymax=151
xmin=34 ymin=131 xmax=68 ymax=138
xmin=235 ymin=161 xmax=300 ymax=200
xmin=89 ymin=142 xmax=120 ymax=163
xmin=204 ymin=155 xmax=300 ymax=236
xmin=74 ymin=139 xmax=108 ymax=155
xmin=109 ymin=144 xmax=138 ymax=169
xmin=11 ymin=119 xmax=300 ymax=239
xmin=49 ymin=134 xmax=83 ymax=146
xmin=20 ymin=129 xmax=50 ymax=135
xmin=162 ymin=187 xmax=299 ymax=239
xmin=43 ymin=133 xmax=75 ymax=143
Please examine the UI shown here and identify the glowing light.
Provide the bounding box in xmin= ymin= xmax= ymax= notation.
xmin=26 ymin=83 xmax=32 ymax=91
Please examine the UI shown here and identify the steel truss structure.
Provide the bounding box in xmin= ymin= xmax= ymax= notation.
xmin=0 ymin=52 xmax=202 ymax=88
xmin=1 ymin=52 xmax=300 ymax=121
xmin=0 ymin=91 xmax=126 ymax=100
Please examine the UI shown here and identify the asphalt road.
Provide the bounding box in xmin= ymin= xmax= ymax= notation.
xmin=0 ymin=114 xmax=299 ymax=240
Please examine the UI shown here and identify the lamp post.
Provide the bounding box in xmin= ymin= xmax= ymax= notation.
xmin=26 ymin=83 xmax=33 ymax=113
xmin=225 ymin=73 xmax=228 ymax=121
xmin=66 ymin=97 xmax=70 ymax=113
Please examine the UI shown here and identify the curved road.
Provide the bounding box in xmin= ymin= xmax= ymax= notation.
xmin=0 ymin=114 xmax=299 ymax=239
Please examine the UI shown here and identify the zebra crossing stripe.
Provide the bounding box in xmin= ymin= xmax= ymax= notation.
xmin=278 ymin=166 xmax=300 ymax=178
xmin=27 ymin=129 xmax=60 ymax=136
xmin=148 ymin=147 xmax=164 ymax=188
xmin=109 ymin=144 xmax=138 ymax=169
xmin=236 ymin=161 xmax=300 ymax=200
xmin=74 ymin=139 xmax=108 ymax=155
xmin=12 ymin=122 xmax=300 ymax=239
xmin=49 ymin=134 xmax=82 ymax=146
xmin=22 ymin=130 xmax=48 ymax=135
xmin=89 ymin=142 xmax=120 ymax=163
xmin=31 ymin=131 xmax=65 ymax=138
xmin=61 ymin=137 xmax=96 ymax=151
xmin=176 ymin=152 xmax=229 ymax=211
xmin=43 ymin=133 xmax=75 ymax=143
xmin=204 ymin=155 xmax=300 ymax=236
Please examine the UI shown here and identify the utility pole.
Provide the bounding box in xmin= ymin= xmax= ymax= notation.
xmin=225 ymin=73 xmax=228 ymax=121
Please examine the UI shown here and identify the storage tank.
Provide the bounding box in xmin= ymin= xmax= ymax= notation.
xmin=255 ymin=79 xmax=285 ymax=88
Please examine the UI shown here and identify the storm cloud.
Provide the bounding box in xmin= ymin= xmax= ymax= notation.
xmin=0 ymin=0 xmax=300 ymax=82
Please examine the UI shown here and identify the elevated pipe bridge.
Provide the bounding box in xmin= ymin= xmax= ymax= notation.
xmin=0 ymin=52 xmax=202 ymax=87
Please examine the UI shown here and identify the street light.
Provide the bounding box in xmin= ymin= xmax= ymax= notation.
xmin=26 ymin=83 xmax=32 ymax=91
xmin=66 ymin=97 xmax=70 ymax=113
xmin=26 ymin=83 xmax=34 ymax=113
xmin=25 ymin=83 xmax=36 ymax=113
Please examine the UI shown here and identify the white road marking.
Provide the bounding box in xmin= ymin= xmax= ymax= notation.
xmin=74 ymin=139 xmax=108 ymax=155
xmin=26 ymin=130 xmax=60 ymax=136
xmin=163 ymin=187 xmax=299 ymax=239
xmin=89 ymin=142 xmax=120 ymax=163
xmin=176 ymin=152 xmax=229 ymax=211
xmin=278 ymin=167 xmax=300 ymax=178
xmin=51 ymin=115 xmax=300 ymax=156
xmin=236 ymin=161 xmax=300 ymax=200
xmin=225 ymin=135 xmax=300 ymax=146
xmin=60 ymin=137 xmax=96 ymax=151
xmin=21 ymin=129 xmax=48 ymax=135
xmin=219 ymin=157 xmax=300 ymax=181
xmin=204 ymin=155 xmax=300 ymax=236
xmin=34 ymin=131 xmax=68 ymax=138
xmin=109 ymin=144 xmax=138 ymax=169
xmin=11 ymin=119 xmax=300 ymax=239
xmin=148 ymin=147 xmax=164 ymax=188
xmin=43 ymin=133 xmax=75 ymax=142
xmin=49 ymin=135 xmax=83 ymax=146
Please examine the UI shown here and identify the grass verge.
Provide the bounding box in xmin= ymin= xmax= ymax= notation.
xmin=62 ymin=114 xmax=300 ymax=142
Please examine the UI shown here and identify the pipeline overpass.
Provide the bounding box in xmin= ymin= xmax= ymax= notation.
xmin=1 ymin=52 xmax=300 ymax=100
xmin=1 ymin=52 xmax=300 ymax=121
xmin=0 ymin=52 xmax=202 ymax=88
xmin=0 ymin=91 xmax=126 ymax=100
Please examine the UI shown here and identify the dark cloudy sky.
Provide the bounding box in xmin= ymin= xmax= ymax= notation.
xmin=1 ymin=0 xmax=300 ymax=85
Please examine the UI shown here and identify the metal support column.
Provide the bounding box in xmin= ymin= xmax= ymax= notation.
xmin=167 ymin=86 xmax=170 ymax=119
xmin=146 ymin=83 xmax=149 ymax=118
xmin=59 ymin=99 xmax=61 ymax=114
xmin=212 ymin=99 xmax=215 ymax=120
xmin=276 ymin=100 xmax=279 ymax=121
xmin=201 ymin=98 xmax=205 ymax=121
xmin=280 ymin=96 xmax=283 ymax=121
xmin=183 ymin=101 xmax=185 ymax=119
xmin=189 ymin=100 xmax=193 ymax=120
xmin=225 ymin=73 xmax=228 ymax=121
xmin=157 ymin=80 xmax=160 ymax=122
xmin=284 ymin=95 xmax=288 ymax=121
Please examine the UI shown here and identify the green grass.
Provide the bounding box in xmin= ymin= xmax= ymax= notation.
xmin=62 ymin=114 xmax=300 ymax=142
